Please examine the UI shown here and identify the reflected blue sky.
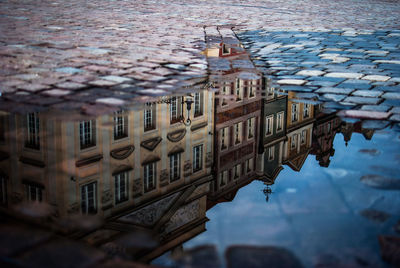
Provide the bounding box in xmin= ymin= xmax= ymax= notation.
xmin=183 ymin=130 xmax=400 ymax=267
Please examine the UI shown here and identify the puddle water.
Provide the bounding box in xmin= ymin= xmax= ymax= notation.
xmin=0 ymin=30 xmax=399 ymax=268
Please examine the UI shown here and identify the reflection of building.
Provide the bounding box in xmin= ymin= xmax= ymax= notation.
xmin=206 ymin=39 xmax=262 ymax=207
xmin=257 ymin=82 xmax=287 ymax=185
xmin=311 ymin=106 xmax=342 ymax=167
xmin=282 ymin=92 xmax=315 ymax=172
xmin=0 ymin=91 xmax=214 ymax=261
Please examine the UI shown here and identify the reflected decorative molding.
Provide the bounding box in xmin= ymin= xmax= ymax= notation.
xmin=160 ymin=169 xmax=169 ymax=187
xmin=132 ymin=178 xmax=143 ymax=198
xmin=76 ymin=154 xmax=103 ymax=167
xmin=163 ymin=200 xmax=200 ymax=234
xmin=19 ymin=156 xmax=45 ymax=168
xmin=183 ymin=160 xmax=192 ymax=177
xmin=168 ymin=145 xmax=184 ymax=156
xmin=190 ymin=122 xmax=207 ymax=132
xmin=140 ymin=137 xmax=162 ymax=151
xmin=110 ymin=145 xmax=135 ymax=160
xmin=112 ymin=165 xmax=133 ymax=176
xmin=141 ymin=155 xmax=161 ymax=166
xmin=118 ymin=192 xmax=180 ymax=226
xmin=167 ymin=128 xmax=186 ymax=142
xmin=205 ymin=152 xmax=212 ymax=168
xmin=101 ymin=190 xmax=112 ymax=204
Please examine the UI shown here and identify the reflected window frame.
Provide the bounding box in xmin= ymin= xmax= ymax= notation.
xmin=234 ymin=122 xmax=242 ymax=145
xmin=276 ymin=111 xmax=284 ymax=133
xmin=192 ymin=144 xmax=203 ymax=173
xmin=301 ymin=130 xmax=307 ymax=145
xmin=235 ymin=78 xmax=243 ymax=102
xmin=247 ymin=117 xmax=255 ymax=140
xmin=219 ymin=170 xmax=228 ymax=187
xmin=114 ymin=171 xmax=129 ymax=204
xmin=233 ymin=164 xmax=241 ymax=180
xmin=79 ymin=119 xmax=96 ymax=150
xmin=291 ymin=103 xmax=299 ymax=123
xmin=303 ymin=103 xmax=311 ymax=119
xmin=169 ymin=152 xmax=181 ymax=183
xmin=25 ymin=112 xmax=40 ymax=150
xmin=265 ymin=115 xmax=274 ymax=136
xmin=268 ymin=146 xmax=275 ymax=162
xmin=143 ymin=162 xmax=157 ymax=193
xmin=81 ymin=181 xmax=97 ymax=214
xmin=113 ymin=110 xmax=128 ymax=141
xmin=291 ymin=134 xmax=298 ymax=150
xmin=220 ymin=127 xmax=229 ymax=151
xmin=144 ymin=103 xmax=156 ymax=132
xmin=194 ymin=92 xmax=204 ymax=118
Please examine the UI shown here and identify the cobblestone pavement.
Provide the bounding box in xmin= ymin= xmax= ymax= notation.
xmin=237 ymin=29 xmax=400 ymax=128
xmin=1 ymin=0 xmax=400 ymax=114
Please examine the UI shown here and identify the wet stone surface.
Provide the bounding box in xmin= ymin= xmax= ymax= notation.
xmin=237 ymin=29 xmax=400 ymax=125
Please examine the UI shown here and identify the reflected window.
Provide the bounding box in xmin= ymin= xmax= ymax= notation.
xmin=268 ymin=146 xmax=275 ymax=161
xmin=194 ymin=92 xmax=203 ymax=117
xmin=26 ymin=112 xmax=40 ymax=150
xmin=235 ymin=78 xmax=243 ymax=101
xmin=301 ymin=130 xmax=307 ymax=145
xmin=327 ymin=122 xmax=332 ymax=133
xmin=26 ymin=184 xmax=43 ymax=202
xmin=170 ymin=97 xmax=182 ymax=124
xmin=169 ymin=153 xmax=181 ymax=182
xmin=114 ymin=110 xmax=128 ymax=140
xmin=291 ymin=104 xmax=299 ymax=122
xmin=144 ymin=162 xmax=156 ymax=192
xmin=221 ymin=85 xmax=229 ymax=106
xmin=222 ymin=44 xmax=230 ymax=55
xmin=276 ymin=112 xmax=284 ymax=132
xmin=245 ymin=158 xmax=254 ymax=173
xmin=144 ymin=103 xmax=156 ymax=131
xmin=233 ymin=164 xmax=241 ymax=180
xmin=193 ymin=144 xmax=203 ymax=173
xmin=234 ymin=122 xmax=242 ymax=145
xmin=79 ymin=120 xmax=96 ymax=149
xmin=247 ymin=117 xmax=255 ymax=139
xmin=220 ymin=127 xmax=229 ymax=151
xmin=220 ymin=170 xmax=228 ymax=187
xmin=249 ymin=80 xmax=256 ymax=98
xmin=266 ymin=115 xmax=273 ymax=136
xmin=114 ymin=171 xmax=128 ymax=204
xmin=291 ymin=134 xmax=298 ymax=149
xmin=81 ymin=182 xmax=97 ymax=214
xmin=267 ymin=86 xmax=275 ymax=98
xmin=303 ymin=104 xmax=311 ymax=119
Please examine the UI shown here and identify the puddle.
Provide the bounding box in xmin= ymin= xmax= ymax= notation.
xmin=0 ymin=29 xmax=399 ymax=268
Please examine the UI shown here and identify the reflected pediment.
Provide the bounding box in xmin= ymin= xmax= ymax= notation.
xmin=140 ymin=137 xmax=162 ymax=151
xmin=167 ymin=129 xmax=186 ymax=142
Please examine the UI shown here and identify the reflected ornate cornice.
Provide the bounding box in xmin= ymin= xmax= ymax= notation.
xmin=110 ymin=145 xmax=135 ymax=160
xmin=167 ymin=128 xmax=186 ymax=142
xmin=140 ymin=137 xmax=162 ymax=151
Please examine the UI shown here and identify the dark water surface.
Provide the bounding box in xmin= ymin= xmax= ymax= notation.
xmin=1 ymin=31 xmax=400 ymax=268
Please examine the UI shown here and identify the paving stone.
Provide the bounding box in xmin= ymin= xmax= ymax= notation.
xmin=352 ymin=90 xmax=383 ymax=97
xmin=325 ymin=72 xmax=364 ymax=79
xmin=100 ymin=75 xmax=132 ymax=83
xmin=390 ymin=107 xmax=400 ymax=113
xmin=88 ymin=80 xmax=119 ymax=87
xmin=343 ymin=96 xmax=381 ymax=105
xmin=56 ymin=82 xmax=87 ymax=90
xmin=42 ymin=89 xmax=72 ymax=97
xmin=315 ymin=87 xmax=354 ymax=94
xmin=321 ymin=94 xmax=346 ymax=102
xmin=17 ymin=83 xmax=50 ymax=92
xmin=362 ymin=75 xmax=391 ymax=82
xmin=95 ymin=98 xmax=125 ymax=106
xmin=296 ymin=70 xmax=325 ymax=76
xmin=55 ymin=67 xmax=84 ymax=74
xmin=361 ymin=105 xmax=391 ymax=112
xmin=390 ymin=114 xmax=400 ymax=121
xmin=277 ymin=79 xmax=307 ymax=85
xmin=382 ymin=92 xmax=400 ymax=99
xmin=338 ymin=109 xmax=391 ymax=120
